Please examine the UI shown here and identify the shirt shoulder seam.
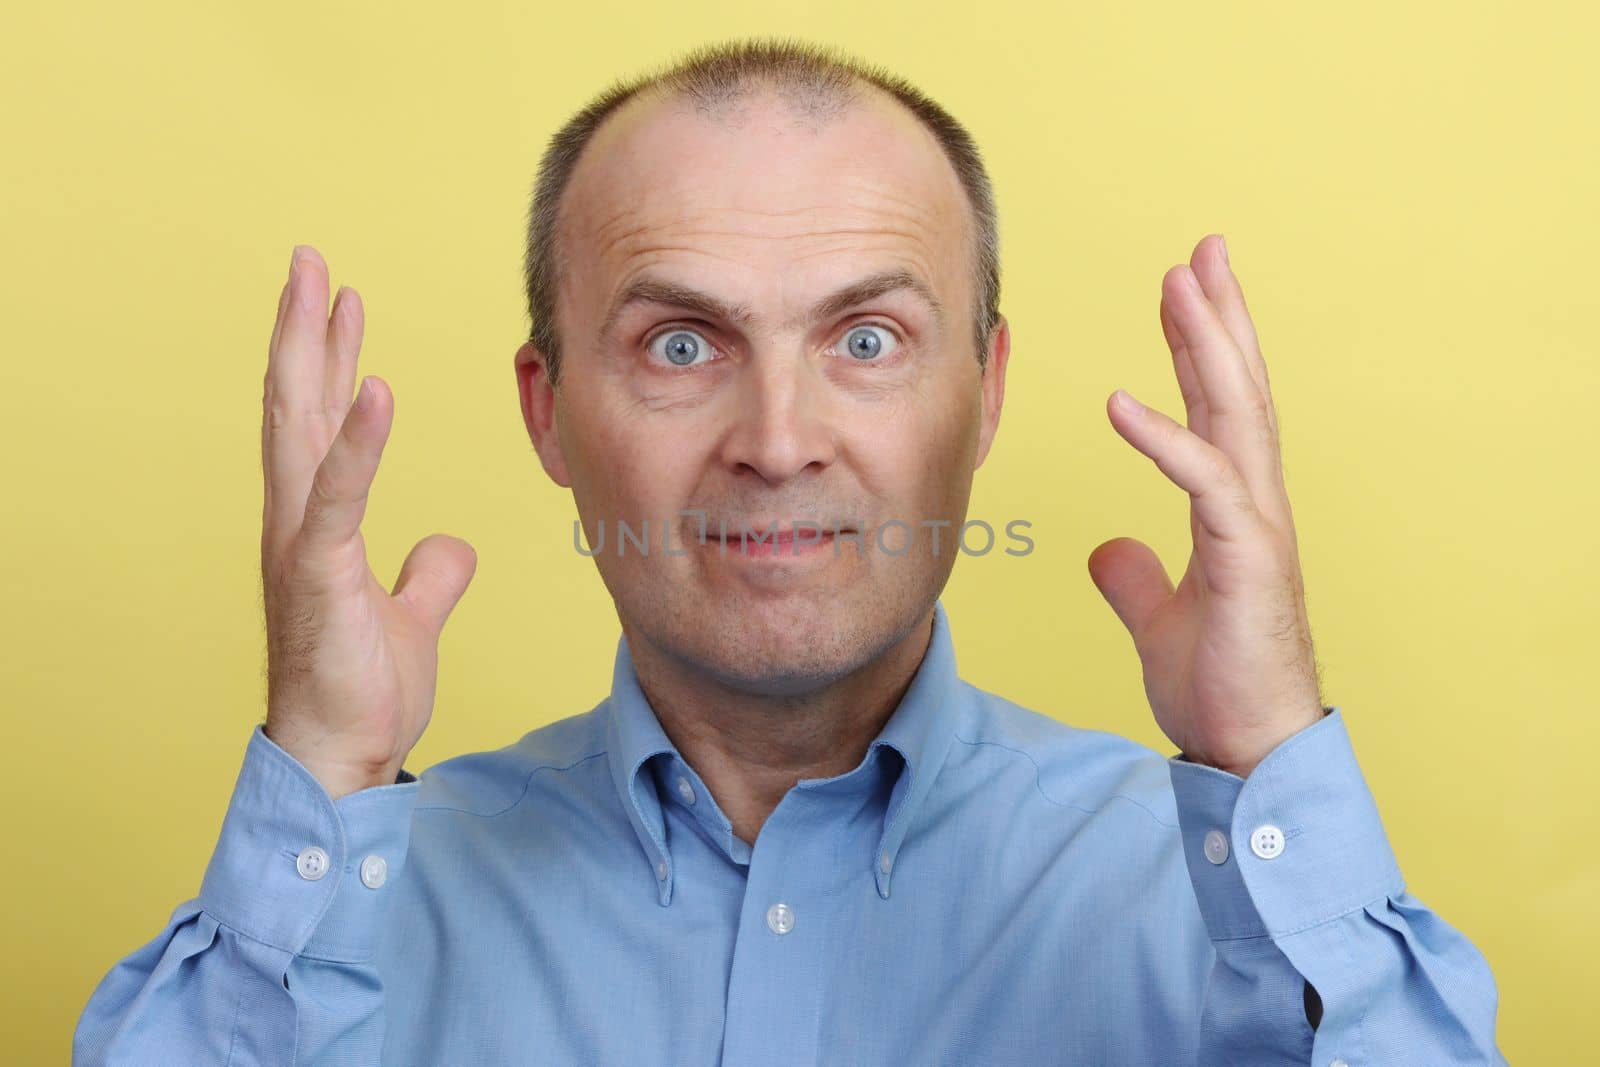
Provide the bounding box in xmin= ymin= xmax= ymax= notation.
xmin=951 ymin=733 xmax=1179 ymax=829
xmin=414 ymin=748 xmax=609 ymax=818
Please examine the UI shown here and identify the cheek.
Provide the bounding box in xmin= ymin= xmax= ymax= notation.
xmin=849 ymin=385 xmax=981 ymax=514
xmin=563 ymin=403 xmax=706 ymax=525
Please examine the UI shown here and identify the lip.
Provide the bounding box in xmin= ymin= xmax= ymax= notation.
xmin=707 ymin=526 xmax=852 ymax=560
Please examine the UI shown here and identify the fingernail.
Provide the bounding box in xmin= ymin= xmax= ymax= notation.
xmin=354 ymin=376 xmax=372 ymax=410
xmin=1114 ymin=389 xmax=1144 ymax=415
xmin=1218 ymin=235 xmax=1229 ymax=266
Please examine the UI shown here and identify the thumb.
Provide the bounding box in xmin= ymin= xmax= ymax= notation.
xmin=393 ymin=533 xmax=478 ymax=638
xmin=1086 ymin=537 xmax=1172 ymax=642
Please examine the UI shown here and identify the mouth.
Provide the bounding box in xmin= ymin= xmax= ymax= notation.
xmin=708 ymin=521 xmax=858 ymax=559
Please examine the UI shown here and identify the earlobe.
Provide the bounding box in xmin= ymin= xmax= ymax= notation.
xmin=514 ymin=341 xmax=572 ymax=487
xmin=973 ymin=314 xmax=1010 ymax=470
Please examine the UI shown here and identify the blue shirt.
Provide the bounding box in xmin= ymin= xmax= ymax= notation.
xmin=75 ymin=601 xmax=1505 ymax=1065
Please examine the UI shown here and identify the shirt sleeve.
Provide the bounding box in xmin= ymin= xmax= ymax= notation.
xmin=1166 ymin=706 xmax=1508 ymax=1066
xmin=73 ymin=724 xmax=420 ymax=1066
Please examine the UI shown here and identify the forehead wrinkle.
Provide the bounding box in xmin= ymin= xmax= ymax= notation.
xmin=572 ymin=170 xmax=957 ymax=272
xmin=579 ymin=173 xmax=953 ymax=255
xmin=585 ymin=204 xmax=654 ymax=252
xmin=595 ymin=221 xmax=945 ymax=278
xmin=591 ymin=210 xmax=942 ymax=253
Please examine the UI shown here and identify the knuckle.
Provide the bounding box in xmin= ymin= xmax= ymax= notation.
xmin=274 ymin=533 xmax=348 ymax=602
xmin=263 ymin=402 xmax=352 ymax=432
xmin=1252 ymin=399 xmax=1276 ymax=432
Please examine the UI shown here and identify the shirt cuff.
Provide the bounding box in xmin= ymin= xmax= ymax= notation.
xmin=1167 ymin=706 xmax=1404 ymax=942
xmin=198 ymin=724 xmax=421 ymax=963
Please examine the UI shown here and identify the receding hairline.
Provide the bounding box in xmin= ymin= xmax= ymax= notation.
xmin=558 ymin=75 xmax=970 ymax=255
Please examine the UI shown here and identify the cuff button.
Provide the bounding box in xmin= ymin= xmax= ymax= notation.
xmin=296 ymin=845 xmax=330 ymax=881
xmin=1249 ymin=824 xmax=1286 ymax=860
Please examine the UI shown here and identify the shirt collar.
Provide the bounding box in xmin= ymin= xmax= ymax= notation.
xmin=604 ymin=599 xmax=963 ymax=906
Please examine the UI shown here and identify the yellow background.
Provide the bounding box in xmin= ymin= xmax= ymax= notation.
xmin=4 ymin=2 xmax=1593 ymax=1061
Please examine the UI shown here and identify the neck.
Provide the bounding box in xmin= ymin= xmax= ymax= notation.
xmin=622 ymin=610 xmax=935 ymax=848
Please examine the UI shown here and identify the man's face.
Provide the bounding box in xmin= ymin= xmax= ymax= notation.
xmin=517 ymin=86 xmax=1008 ymax=695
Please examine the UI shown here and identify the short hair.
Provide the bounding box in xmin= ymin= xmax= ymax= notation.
xmin=521 ymin=36 xmax=1002 ymax=388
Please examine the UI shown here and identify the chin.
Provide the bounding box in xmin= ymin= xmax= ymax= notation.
xmin=624 ymin=576 xmax=931 ymax=698
xmin=692 ymin=589 xmax=864 ymax=695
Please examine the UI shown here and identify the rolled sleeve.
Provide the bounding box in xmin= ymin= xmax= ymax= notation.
xmin=1167 ymin=706 xmax=1405 ymax=942
xmin=197 ymin=724 xmax=420 ymax=964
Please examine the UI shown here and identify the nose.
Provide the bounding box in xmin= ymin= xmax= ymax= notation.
xmin=717 ymin=349 xmax=838 ymax=485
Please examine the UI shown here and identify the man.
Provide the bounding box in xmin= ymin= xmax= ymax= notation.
xmin=74 ymin=38 xmax=1505 ymax=1066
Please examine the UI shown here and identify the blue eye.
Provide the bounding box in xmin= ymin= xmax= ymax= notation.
xmin=836 ymin=324 xmax=897 ymax=361
xmin=650 ymin=328 xmax=714 ymax=367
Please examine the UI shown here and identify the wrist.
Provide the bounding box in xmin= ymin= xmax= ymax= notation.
xmin=304 ymin=762 xmax=404 ymax=800
xmin=1184 ymin=704 xmax=1331 ymax=779
xmin=262 ymin=720 xmax=406 ymax=799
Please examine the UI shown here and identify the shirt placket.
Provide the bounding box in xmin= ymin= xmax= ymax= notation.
xmin=717 ymin=782 xmax=854 ymax=1067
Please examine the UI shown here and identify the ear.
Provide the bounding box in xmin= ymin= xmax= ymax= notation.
xmin=973 ymin=313 xmax=1010 ymax=470
xmin=514 ymin=340 xmax=572 ymax=487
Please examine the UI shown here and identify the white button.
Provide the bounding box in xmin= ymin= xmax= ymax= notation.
xmin=359 ymin=854 xmax=387 ymax=889
xmin=1250 ymin=824 xmax=1285 ymax=860
xmin=656 ymin=859 xmax=669 ymax=880
xmin=1203 ymin=829 xmax=1230 ymax=865
xmin=295 ymin=846 xmax=329 ymax=881
xmin=879 ymin=851 xmax=893 ymax=874
xmin=1329 ymin=1060 xmax=1349 ymax=1067
xmin=766 ymin=902 xmax=795 ymax=935
xmin=675 ymin=776 xmax=696 ymax=805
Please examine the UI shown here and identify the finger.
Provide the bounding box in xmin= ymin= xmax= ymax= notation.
xmin=1162 ymin=263 xmax=1283 ymax=516
xmin=1105 ymin=388 xmax=1262 ymax=550
xmin=1159 ymin=298 xmax=1208 ymax=442
xmin=1190 ymin=234 xmax=1275 ymax=438
xmin=298 ymin=375 xmax=393 ymax=555
xmin=392 ymin=533 xmax=479 ymax=640
xmin=325 ymin=285 xmax=363 ymax=413
xmin=1159 ymin=299 xmax=1208 ymax=552
xmin=1188 ymin=236 xmax=1291 ymax=530
xmin=262 ymin=276 xmax=293 ymax=502
xmin=267 ymin=276 xmax=293 ymax=367
xmin=268 ymin=245 xmax=332 ymax=416
xmin=1086 ymin=536 xmax=1174 ymax=645
xmin=264 ymin=245 xmax=336 ymax=555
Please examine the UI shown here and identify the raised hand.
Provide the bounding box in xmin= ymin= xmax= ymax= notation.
xmin=1088 ymin=233 xmax=1325 ymax=780
xmin=259 ymin=245 xmax=477 ymax=799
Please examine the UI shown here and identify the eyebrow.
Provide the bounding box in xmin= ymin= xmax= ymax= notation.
xmin=596 ymin=267 xmax=947 ymax=346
